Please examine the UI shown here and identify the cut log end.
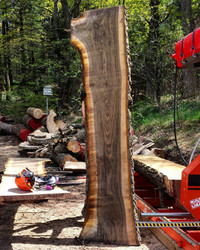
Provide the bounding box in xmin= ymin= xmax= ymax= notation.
xmin=27 ymin=107 xmax=44 ymax=120
xmin=54 ymin=153 xmax=78 ymax=168
xmin=67 ymin=140 xmax=80 ymax=153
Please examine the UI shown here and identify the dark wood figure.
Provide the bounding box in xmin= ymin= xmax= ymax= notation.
xmin=71 ymin=6 xmax=140 ymax=245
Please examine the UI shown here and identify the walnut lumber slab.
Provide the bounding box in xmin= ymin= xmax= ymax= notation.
xmin=0 ymin=158 xmax=70 ymax=204
xmin=71 ymin=6 xmax=139 ymax=245
xmin=133 ymin=155 xmax=185 ymax=180
xmin=133 ymin=155 xmax=185 ymax=201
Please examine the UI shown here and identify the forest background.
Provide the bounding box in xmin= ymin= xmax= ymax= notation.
xmin=0 ymin=0 xmax=200 ymax=163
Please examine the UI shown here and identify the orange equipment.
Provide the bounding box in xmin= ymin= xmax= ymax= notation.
xmin=15 ymin=168 xmax=35 ymax=191
xmin=181 ymin=155 xmax=200 ymax=220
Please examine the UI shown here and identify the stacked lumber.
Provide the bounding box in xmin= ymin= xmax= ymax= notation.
xmin=131 ymin=135 xmax=166 ymax=159
xmin=0 ymin=158 xmax=70 ymax=204
xmin=132 ymin=135 xmax=154 ymax=155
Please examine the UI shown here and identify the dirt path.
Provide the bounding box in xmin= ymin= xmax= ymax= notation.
xmin=0 ymin=135 xmax=20 ymax=172
xmin=0 ymin=135 xmax=168 ymax=250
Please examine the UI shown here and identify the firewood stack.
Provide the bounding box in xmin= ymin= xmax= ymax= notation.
xmin=18 ymin=108 xmax=86 ymax=169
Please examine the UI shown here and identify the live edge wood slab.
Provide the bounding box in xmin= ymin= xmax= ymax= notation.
xmin=71 ymin=6 xmax=139 ymax=245
xmin=133 ymin=155 xmax=185 ymax=204
xmin=0 ymin=158 xmax=70 ymax=204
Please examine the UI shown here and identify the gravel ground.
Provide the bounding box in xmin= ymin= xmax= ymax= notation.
xmin=0 ymin=135 xmax=168 ymax=250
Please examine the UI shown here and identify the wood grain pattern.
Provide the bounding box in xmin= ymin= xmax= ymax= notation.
xmin=71 ymin=6 xmax=139 ymax=245
xmin=0 ymin=158 xmax=70 ymax=204
xmin=133 ymin=155 xmax=185 ymax=205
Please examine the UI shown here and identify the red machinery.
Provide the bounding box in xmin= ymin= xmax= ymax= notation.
xmin=172 ymin=27 xmax=200 ymax=68
xmin=135 ymin=172 xmax=200 ymax=249
xmin=181 ymin=155 xmax=200 ymax=220
xmin=134 ymin=28 xmax=200 ymax=249
xmin=172 ymin=28 xmax=200 ymax=220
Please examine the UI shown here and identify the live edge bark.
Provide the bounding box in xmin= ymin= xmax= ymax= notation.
xmin=71 ymin=6 xmax=140 ymax=245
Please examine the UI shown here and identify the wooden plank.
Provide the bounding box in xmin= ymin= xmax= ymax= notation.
xmin=133 ymin=142 xmax=154 ymax=156
xmin=133 ymin=155 xmax=185 ymax=203
xmin=0 ymin=158 xmax=70 ymax=204
xmin=3 ymin=158 xmax=50 ymax=176
xmin=71 ymin=6 xmax=139 ymax=245
xmin=63 ymin=161 xmax=86 ymax=173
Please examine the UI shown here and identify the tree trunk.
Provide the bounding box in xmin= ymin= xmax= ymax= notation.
xmin=60 ymin=0 xmax=71 ymax=39
xmin=19 ymin=6 xmax=26 ymax=84
xmin=0 ymin=121 xmax=13 ymax=134
xmin=2 ymin=18 xmax=13 ymax=100
xmin=181 ymin=0 xmax=198 ymax=98
xmin=181 ymin=69 xmax=198 ymax=98
xmin=67 ymin=140 xmax=85 ymax=160
xmin=145 ymin=0 xmax=160 ymax=101
xmin=71 ymin=6 xmax=140 ymax=245
xmin=46 ymin=109 xmax=57 ymax=133
xmin=53 ymin=0 xmax=59 ymax=39
xmin=0 ymin=121 xmax=31 ymax=141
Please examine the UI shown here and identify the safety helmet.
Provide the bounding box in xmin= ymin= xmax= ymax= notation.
xmin=15 ymin=168 xmax=35 ymax=191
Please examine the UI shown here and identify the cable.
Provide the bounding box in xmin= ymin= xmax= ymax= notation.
xmin=174 ymin=66 xmax=200 ymax=165
xmin=173 ymin=65 xmax=188 ymax=166
xmin=189 ymin=137 xmax=200 ymax=164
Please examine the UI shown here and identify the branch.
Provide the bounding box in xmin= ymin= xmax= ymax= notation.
xmin=160 ymin=13 xmax=170 ymax=24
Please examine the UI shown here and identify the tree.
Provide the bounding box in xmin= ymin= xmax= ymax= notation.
xmin=0 ymin=0 xmax=83 ymax=110
xmin=180 ymin=0 xmax=198 ymax=99
xmin=127 ymin=0 xmax=177 ymax=111
xmin=1 ymin=0 xmax=13 ymax=100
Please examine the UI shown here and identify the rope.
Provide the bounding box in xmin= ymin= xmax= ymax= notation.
xmin=173 ymin=65 xmax=188 ymax=166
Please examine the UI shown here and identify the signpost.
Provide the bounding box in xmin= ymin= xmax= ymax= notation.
xmin=43 ymin=85 xmax=52 ymax=115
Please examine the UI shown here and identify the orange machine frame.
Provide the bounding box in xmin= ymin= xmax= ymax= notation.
xmin=181 ymin=154 xmax=200 ymax=220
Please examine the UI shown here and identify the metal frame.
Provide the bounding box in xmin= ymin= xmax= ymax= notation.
xmin=135 ymin=173 xmax=200 ymax=249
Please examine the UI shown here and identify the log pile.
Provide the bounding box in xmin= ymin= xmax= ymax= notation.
xmin=18 ymin=110 xmax=86 ymax=169
xmin=0 ymin=107 xmax=86 ymax=169
xmin=0 ymin=107 xmax=46 ymax=141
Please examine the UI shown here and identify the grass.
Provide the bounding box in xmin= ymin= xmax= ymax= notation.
xmin=131 ymin=96 xmax=200 ymax=150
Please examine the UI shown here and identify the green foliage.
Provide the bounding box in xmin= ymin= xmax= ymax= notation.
xmin=131 ymin=97 xmax=200 ymax=135
xmin=0 ymin=0 xmax=199 ymax=124
xmin=176 ymin=100 xmax=200 ymax=125
xmin=0 ymin=87 xmax=61 ymax=122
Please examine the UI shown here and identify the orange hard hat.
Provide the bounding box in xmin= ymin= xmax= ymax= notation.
xmin=15 ymin=169 xmax=35 ymax=191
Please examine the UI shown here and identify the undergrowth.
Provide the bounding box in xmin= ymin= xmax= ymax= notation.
xmin=131 ymin=96 xmax=200 ymax=150
xmin=0 ymin=89 xmax=81 ymax=123
xmin=131 ymin=96 xmax=200 ymax=133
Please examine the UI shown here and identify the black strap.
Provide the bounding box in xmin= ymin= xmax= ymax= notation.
xmin=191 ymin=28 xmax=197 ymax=51
xmin=173 ymin=65 xmax=188 ymax=166
xmin=180 ymin=38 xmax=184 ymax=57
